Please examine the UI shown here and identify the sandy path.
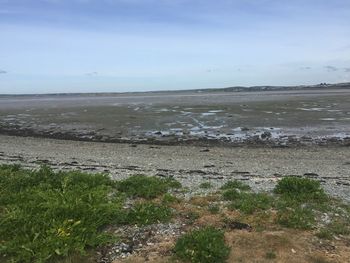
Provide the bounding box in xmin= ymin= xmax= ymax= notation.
xmin=0 ymin=135 xmax=349 ymax=201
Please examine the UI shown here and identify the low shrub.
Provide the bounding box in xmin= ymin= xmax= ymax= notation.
xmin=174 ymin=227 xmax=230 ymax=263
xmin=274 ymin=177 xmax=327 ymax=203
xmin=222 ymin=189 xmax=240 ymax=201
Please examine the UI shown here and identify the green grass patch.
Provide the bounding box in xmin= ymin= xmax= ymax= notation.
xmin=116 ymin=175 xmax=181 ymax=199
xmin=274 ymin=176 xmax=328 ymax=203
xmin=222 ymin=189 xmax=241 ymax=201
xmin=174 ymin=227 xmax=230 ymax=263
xmin=124 ymin=202 xmax=172 ymax=226
xmin=0 ymin=165 xmax=123 ymax=263
xmin=162 ymin=193 xmax=180 ymax=204
xmin=228 ymin=192 xmax=274 ymax=214
xmin=221 ymin=180 xmax=251 ymax=191
xmin=276 ymin=206 xmax=315 ymax=230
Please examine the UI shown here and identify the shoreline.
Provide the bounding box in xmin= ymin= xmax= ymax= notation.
xmin=1 ymin=134 xmax=349 ymax=202
xmin=1 ymin=128 xmax=350 ymax=148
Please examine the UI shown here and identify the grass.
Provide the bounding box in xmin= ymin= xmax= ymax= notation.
xmin=186 ymin=211 xmax=200 ymax=222
xmin=116 ymin=175 xmax=181 ymax=199
xmin=274 ymin=176 xmax=328 ymax=203
xmin=276 ymin=206 xmax=315 ymax=230
xmin=221 ymin=183 xmax=273 ymax=215
xmin=221 ymin=180 xmax=273 ymax=215
xmin=162 ymin=193 xmax=180 ymax=204
xmin=0 ymin=165 xmax=123 ymax=263
xmin=221 ymin=180 xmax=251 ymax=191
xmin=273 ymin=177 xmax=331 ymax=230
xmin=0 ymin=165 xmax=179 ymax=263
xmin=208 ymin=204 xmax=220 ymax=214
xmin=124 ymin=202 xmax=172 ymax=226
xmin=222 ymin=189 xmax=241 ymax=201
xmin=316 ymin=220 xmax=350 ymax=239
xmin=228 ymin=192 xmax=274 ymax=215
xmin=1 ymin=164 xmax=349 ymax=262
xmin=173 ymin=227 xmax=230 ymax=263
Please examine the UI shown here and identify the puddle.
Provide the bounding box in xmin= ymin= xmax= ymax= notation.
xmin=298 ymin=107 xmax=327 ymax=111
xmin=320 ymin=118 xmax=336 ymax=121
xmin=208 ymin=110 xmax=224 ymax=113
xmin=201 ymin=112 xmax=216 ymax=116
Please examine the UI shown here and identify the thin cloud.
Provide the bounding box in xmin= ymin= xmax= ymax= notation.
xmin=344 ymin=68 xmax=350 ymax=72
xmin=299 ymin=66 xmax=311 ymax=70
xmin=324 ymin=66 xmax=338 ymax=72
xmin=85 ymin=71 xmax=98 ymax=76
xmin=0 ymin=70 xmax=7 ymax=74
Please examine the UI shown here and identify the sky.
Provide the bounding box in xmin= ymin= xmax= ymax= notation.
xmin=0 ymin=0 xmax=350 ymax=94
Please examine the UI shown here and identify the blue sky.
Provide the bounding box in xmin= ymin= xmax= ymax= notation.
xmin=0 ymin=0 xmax=350 ymax=94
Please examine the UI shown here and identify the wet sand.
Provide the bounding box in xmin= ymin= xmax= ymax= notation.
xmin=0 ymin=88 xmax=350 ymax=146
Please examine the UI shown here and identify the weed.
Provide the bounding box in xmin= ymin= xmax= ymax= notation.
xmin=162 ymin=193 xmax=180 ymax=204
xmin=116 ymin=175 xmax=181 ymax=199
xmin=221 ymin=180 xmax=251 ymax=191
xmin=0 ymin=165 xmax=123 ymax=263
xmin=223 ymin=190 xmax=273 ymax=217
xmin=173 ymin=227 xmax=230 ymax=263
xmin=228 ymin=192 xmax=274 ymax=214
xmin=125 ymin=202 xmax=172 ymax=226
xmin=274 ymin=177 xmax=328 ymax=203
xmin=276 ymin=206 xmax=315 ymax=229
xmin=222 ymin=189 xmax=241 ymax=201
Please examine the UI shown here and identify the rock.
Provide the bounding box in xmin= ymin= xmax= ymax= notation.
xmin=225 ymin=220 xmax=252 ymax=231
xmin=261 ymin=131 xmax=272 ymax=139
xmin=304 ymin=172 xmax=319 ymax=177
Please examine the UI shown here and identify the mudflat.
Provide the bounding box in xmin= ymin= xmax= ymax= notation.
xmin=0 ymin=88 xmax=350 ymax=146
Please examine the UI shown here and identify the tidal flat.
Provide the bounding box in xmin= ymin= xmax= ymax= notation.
xmin=0 ymin=88 xmax=350 ymax=147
